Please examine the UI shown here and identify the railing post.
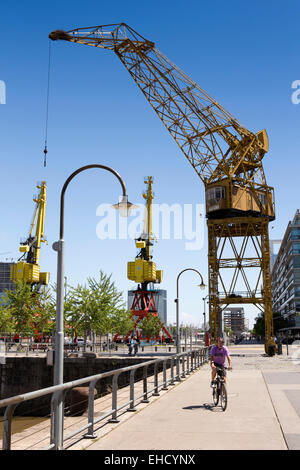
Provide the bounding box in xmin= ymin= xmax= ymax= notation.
xmin=175 ymin=354 xmax=181 ymax=381
xmin=186 ymin=353 xmax=190 ymax=375
xmin=2 ymin=404 xmax=17 ymax=450
xmin=109 ymin=372 xmax=121 ymax=423
xmin=182 ymin=354 xmax=186 ymax=378
xmin=127 ymin=369 xmax=137 ymax=411
xmin=84 ymin=380 xmax=98 ymax=439
xmin=141 ymin=365 xmax=150 ymax=403
xmin=50 ymin=390 xmax=64 ymax=450
xmin=170 ymin=357 xmax=175 ymax=385
xmin=162 ymin=360 xmax=168 ymax=390
xmin=153 ymin=362 xmax=160 ymax=396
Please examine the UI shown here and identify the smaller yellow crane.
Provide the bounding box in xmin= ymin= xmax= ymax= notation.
xmin=10 ymin=181 xmax=49 ymax=288
xmin=122 ymin=176 xmax=173 ymax=343
xmin=127 ymin=176 xmax=162 ymax=287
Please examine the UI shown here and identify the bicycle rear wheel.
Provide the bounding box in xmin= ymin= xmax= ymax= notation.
xmin=220 ymin=383 xmax=227 ymax=411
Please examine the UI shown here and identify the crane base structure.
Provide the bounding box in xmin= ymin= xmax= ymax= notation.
xmin=113 ymin=289 xmax=173 ymax=343
xmin=208 ymin=216 xmax=276 ymax=356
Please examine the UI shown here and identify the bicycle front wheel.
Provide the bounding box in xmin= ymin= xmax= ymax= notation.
xmin=220 ymin=383 xmax=227 ymax=411
xmin=213 ymin=386 xmax=219 ymax=406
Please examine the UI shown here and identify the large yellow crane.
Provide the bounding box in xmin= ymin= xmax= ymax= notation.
xmin=11 ymin=181 xmax=49 ymax=288
xmin=49 ymin=24 xmax=276 ymax=355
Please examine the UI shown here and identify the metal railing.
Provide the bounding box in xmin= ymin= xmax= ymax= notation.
xmin=0 ymin=347 xmax=209 ymax=450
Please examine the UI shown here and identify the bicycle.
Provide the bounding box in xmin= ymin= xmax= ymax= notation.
xmin=212 ymin=365 xmax=228 ymax=411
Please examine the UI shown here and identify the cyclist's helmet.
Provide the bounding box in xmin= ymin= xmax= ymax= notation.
xmin=217 ymin=337 xmax=225 ymax=344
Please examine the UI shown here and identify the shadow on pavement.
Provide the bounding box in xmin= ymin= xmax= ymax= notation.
xmin=182 ymin=403 xmax=223 ymax=412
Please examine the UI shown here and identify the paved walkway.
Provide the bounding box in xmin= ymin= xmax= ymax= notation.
xmin=4 ymin=344 xmax=300 ymax=450
xmin=84 ymin=345 xmax=300 ymax=451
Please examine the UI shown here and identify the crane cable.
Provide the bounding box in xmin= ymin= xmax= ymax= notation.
xmin=43 ymin=40 xmax=52 ymax=167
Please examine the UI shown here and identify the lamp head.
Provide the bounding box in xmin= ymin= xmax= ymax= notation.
xmin=198 ymin=281 xmax=206 ymax=290
xmin=112 ymin=195 xmax=138 ymax=217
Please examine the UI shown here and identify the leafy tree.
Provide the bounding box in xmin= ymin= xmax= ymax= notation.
xmin=110 ymin=308 xmax=135 ymax=338
xmin=65 ymin=272 xmax=131 ymax=338
xmin=2 ymin=281 xmax=52 ymax=335
xmin=252 ymin=311 xmax=289 ymax=338
xmin=224 ymin=326 xmax=234 ymax=337
xmin=139 ymin=314 xmax=162 ymax=340
xmin=252 ymin=313 xmax=265 ymax=337
xmin=0 ymin=305 xmax=14 ymax=333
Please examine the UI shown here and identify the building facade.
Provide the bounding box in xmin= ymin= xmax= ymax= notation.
xmin=223 ymin=307 xmax=245 ymax=335
xmin=271 ymin=210 xmax=300 ymax=328
xmin=0 ymin=262 xmax=15 ymax=298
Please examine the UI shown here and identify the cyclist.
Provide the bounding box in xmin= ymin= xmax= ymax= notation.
xmin=210 ymin=337 xmax=232 ymax=387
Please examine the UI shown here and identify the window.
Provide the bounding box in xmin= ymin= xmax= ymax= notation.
xmin=258 ymin=193 xmax=267 ymax=205
xmin=295 ymin=286 xmax=300 ymax=296
xmin=291 ymin=228 xmax=300 ymax=240
xmin=292 ymin=242 xmax=300 ymax=254
xmin=206 ymin=186 xmax=226 ymax=202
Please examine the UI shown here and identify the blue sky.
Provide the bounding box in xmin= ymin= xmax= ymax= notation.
xmin=1 ymin=0 xmax=299 ymax=329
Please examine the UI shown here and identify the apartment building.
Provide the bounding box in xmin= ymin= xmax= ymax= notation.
xmin=271 ymin=210 xmax=300 ymax=329
xmin=223 ymin=307 xmax=245 ymax=335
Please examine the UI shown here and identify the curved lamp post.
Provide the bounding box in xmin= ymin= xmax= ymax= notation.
xmin=202 ymin=294 xmax=210 ymax=333
xmin=175 ymin=268 xmax=206 ymax=355
xmin=52 ymin=164 xmax=134 ymax=449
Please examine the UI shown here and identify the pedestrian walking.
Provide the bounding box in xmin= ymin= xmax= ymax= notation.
xmin=133 ymin=336 xmax=139 ymax=356
xmin=128 ymin=336 xmax=135 ymax=356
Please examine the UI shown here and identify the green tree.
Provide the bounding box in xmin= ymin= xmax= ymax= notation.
xmin=0 ymin=305 xmax=14 ymax=333
xmin=140 ymin=314 xmax=162 ymax=340
xmin=252 ymin=311 xmax=289 ymax=338
xmin=110 ymin=308 xmax=135 ymax=338
xmin=65 ymin=272 xmax=130 ymax=338
xmin=3 ymin=281 xmax=52 ymax=335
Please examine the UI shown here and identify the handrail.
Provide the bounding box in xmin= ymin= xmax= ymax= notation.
xmin=0 ymin=347 xmax=210 ymax=450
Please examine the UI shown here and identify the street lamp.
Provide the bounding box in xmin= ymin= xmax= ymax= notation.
xmin=174 ymin=268 xmax=206 ymax=355
xmin=202 ymin=294 xmax=209 ymax=333
xmin=52 ymin=164 xmax=134 ymax=449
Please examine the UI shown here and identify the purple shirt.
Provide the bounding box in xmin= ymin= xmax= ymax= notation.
xmin=210 ymin=345 xmax=229 ymax=366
